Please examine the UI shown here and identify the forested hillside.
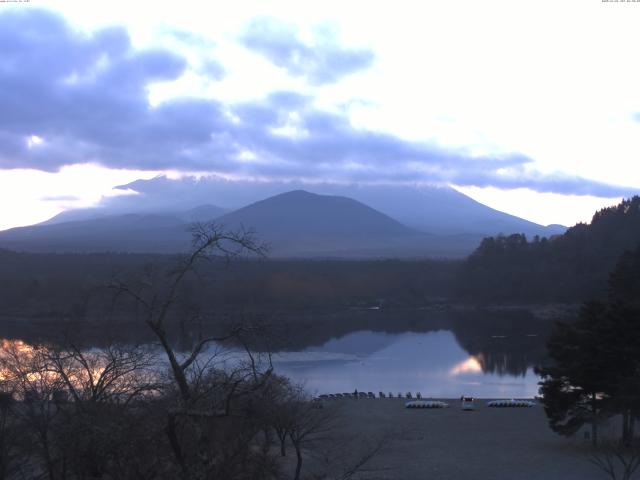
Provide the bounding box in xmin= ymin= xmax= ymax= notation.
xmin=457 ymin=196 xmax=640 ymax=303
xmin=0 ymin=249 xmax=458 ymax=322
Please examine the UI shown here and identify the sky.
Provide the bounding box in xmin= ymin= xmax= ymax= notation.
xmin=1 ymin=0 xmax=639 ymax=230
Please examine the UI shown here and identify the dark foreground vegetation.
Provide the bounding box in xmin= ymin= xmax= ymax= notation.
xmin=0 ymin=225 xmax=384 ymax=480
xmin=537 ymin=244 xmax=640 ymax=443
xmin=0 ymin=338 xmax=385 ymax=480
xmin=534 ymin=243 xmax=640 ymax=479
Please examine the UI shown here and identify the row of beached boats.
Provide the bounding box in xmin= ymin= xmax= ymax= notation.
xmin=319 ymin=391 xmax=430 ymax=400
xmin=316 ymin=392 xmax=536 ymax=409
xmin=405 ymin=398 xmax=536 ymax=409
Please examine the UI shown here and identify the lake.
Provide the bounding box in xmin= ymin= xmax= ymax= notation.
xmin=0 ymin=307 xmax=559 ymax=398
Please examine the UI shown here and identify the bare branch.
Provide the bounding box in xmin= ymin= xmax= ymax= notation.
xmin=179 ymin=326 xmax=243 ymax=372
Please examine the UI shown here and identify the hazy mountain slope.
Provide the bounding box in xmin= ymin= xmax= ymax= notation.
xmin=331 ymin=184 xmax=566 ymax=236
xmin=41 ymin=204 xmax=227 ymax=226
xmin=0 ymin=190 xmax=480 ymax=257
xmin=40 ymin=208 xmax=111 ymax=225
xmin=174 ymin=204 xmax=227 ymax=222
xmin=0 ymin=214 xmax=191 ymax=253
xmin=108 ymin=176 xmax=565 ymax=237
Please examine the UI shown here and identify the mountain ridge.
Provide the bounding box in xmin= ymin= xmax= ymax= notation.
xmin=0 ymin=187 xmax=565 ymax=258
xmin=106 ymin=176 xmax=565 ymax=237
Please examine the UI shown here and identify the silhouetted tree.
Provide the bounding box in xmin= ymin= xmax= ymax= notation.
xmin=0 ymin=389 xmax=25 ymax=480
xmin=589 ymin=439 xmax=640 ymax=480
xmin=537 ymin=244 xmax=640 ymax=446
xmin=536 ymin=301 xmax=611 ymax=445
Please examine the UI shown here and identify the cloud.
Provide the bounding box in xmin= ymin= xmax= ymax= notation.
xmin=164 ymin=27 xmax=226 ymax=80
xmin=199 ymin=59 xmax=226 ymax=80
xmin=450 ymin=169 xmax=636 ymax=198
xmin=240 ymin=17 xmax=374 ymax=85
xmin=40 ymin=195 xmax=82 ymax=202
xmin=0 ymin=8 xmax=197 ymax=171
xmin=0 ymin=9 xmax=636 ymax=199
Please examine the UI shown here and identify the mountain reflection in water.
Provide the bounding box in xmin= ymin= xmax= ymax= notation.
xmin=272 ymin=330 xmax=543 ymax=398
xmin=0 ymin=308 xmax=558 ymax=398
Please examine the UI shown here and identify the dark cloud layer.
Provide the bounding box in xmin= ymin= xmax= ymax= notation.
xmin=0 ymin=9 xmax=636 ymax=198
xmin=240 ymin=17 xmax=374 ymax=85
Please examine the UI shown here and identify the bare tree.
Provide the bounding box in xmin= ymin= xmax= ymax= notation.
xmin=0 ymin=388 xmax=27 ymax=480
xmin=110 ymin=222 xmax=266 ymax=405
xmin=0 ymin=341 xmax=68 ymax=480
xmin=287 ymin=398 xmax=340 ymax=480
xmin=0 ymin=222 xmax=386 ymax=480
xmin=0 ymin=338 xmax=169 ymax=480
xmin=264 ymin=376 xmax=299 ymax=458
xmin=44 ymin=342 xmax=161 ymax=406
xmin=589 ymin=439 xmax=640 ymax=480
xmin=108 ymin=223 xmax=282 ymax=479
xmin=264 ymin=384 xmax=388 ymax=480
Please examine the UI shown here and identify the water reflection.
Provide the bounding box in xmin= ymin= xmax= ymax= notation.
xmin=0 ymin=308 xmax=558 ymax=398
xmin=450 ymin=357 xmax=482 ymax=375
xmin=272 ymin=330 xmax=542 ymax=398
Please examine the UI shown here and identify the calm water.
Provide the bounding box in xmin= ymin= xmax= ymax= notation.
xmin=0 ymin=308 xmax=555 ymax=398
xmin=272 ymin=330 xmax=541 ymax=398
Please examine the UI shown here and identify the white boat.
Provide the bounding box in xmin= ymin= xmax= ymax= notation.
xmin=461 ymin=396 xmax=475 ymax=410
xmin=405 ymin=400 xmax=449 ymax=409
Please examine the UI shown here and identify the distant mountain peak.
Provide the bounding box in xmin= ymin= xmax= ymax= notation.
xmin=280 ymin=189 xmax=310 ymax=195
xmin=0 ymin=177 xmax=571 ymax=258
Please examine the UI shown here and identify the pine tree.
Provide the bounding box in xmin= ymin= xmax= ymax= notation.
xmin=536 ymin=301 xmax=610 ymax=445
xmin=537 ymin=243 xmax=640 ymax=445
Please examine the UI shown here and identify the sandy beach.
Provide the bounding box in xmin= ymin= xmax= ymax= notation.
xmin=325 ymin=398 xmax=604 ymax=480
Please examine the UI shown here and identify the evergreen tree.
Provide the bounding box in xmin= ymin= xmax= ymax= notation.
xmin=536 ymin=301 xmax=610 ymax=445
xmin=537 ymin=244 xmax=640 ymax=445
xmin=459 ymin=196 xmax=640 ymax=303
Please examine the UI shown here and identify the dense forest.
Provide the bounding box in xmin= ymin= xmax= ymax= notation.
xmin=0 ymin=249 xmax=458 ymax=321
xmin=457 ymin=196 xmax=640 ymax=303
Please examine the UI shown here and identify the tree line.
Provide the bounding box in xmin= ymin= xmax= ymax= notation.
xmin=457 ymin=196 xmax=640 ymax=303
xmin=0 ymin=248 xmax=458 ymax=323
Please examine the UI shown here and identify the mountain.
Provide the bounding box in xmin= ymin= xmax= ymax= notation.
xmin=217 ymin=190 xmax=415 ymax=237
xmin=174 ymin=204 xmax=227 ymax=223
xmin=457 ymin=196 xmax=640 ymax=303
xmin=0 ymin=213 xmax=191 ymax=253
xmin=41 ymin=204 xmax=227 ymax=226
xmin=310 ymin=183 xmax=566 ymax=237
xmin=104 ymin=176 xmax=565 ymax=237
xmin=0 ymin=190 xmax=481 ymax=257
xmin=214 ymin=190 xmax=428 ymax=256
xmin=1 ymin=203 xmax=228 ymax=254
